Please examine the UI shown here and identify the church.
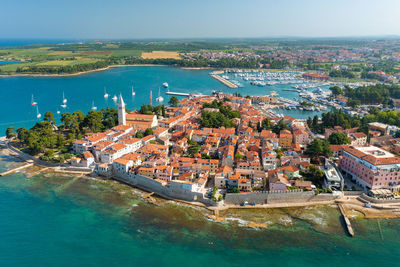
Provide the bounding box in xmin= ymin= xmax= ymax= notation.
xmin=118 ymin=95 xmax=158 ymax=129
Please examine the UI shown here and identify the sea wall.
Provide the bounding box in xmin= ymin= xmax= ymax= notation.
xmin=358 ymin=193 xmax=400 ymax=204
xmin=225 ymin=191 xmax=339 ymax=205
xmin=112 ymin=172 xmax=216 ymax=206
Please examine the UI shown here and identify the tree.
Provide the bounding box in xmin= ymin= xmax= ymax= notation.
xmin=305 ymin=139 xmax=332 ymax=158
xmin=17 ymin=127 xmax=29 ymax=142
xmin=135 ymin=131 xmax=144 ymax=138
xmin=329 ymin=86 xmax=343 ymax=97
xmin=301 ymin=165 xmax=326 ymax=187
xmin=168 ymin=96 xmax=179 ymax=107
xmin=6 ymin=127 xmax=15 ymax=139
xmin=44 ymin=112 xmax=55 ymax=124
xmin=347 ymin=99 xmax=361 ymax=108
xmin=328 ymin=132 xmax=351 ymax=145
xmin=187 ymin=142 xmax=200 ymax=157
xmin=144 ymin=128 xmax=153 ymax=136
xmin=272 ymin=120 xmax=289 ymax=134
xmin=84 ymin=110 xmax=103 ymax=132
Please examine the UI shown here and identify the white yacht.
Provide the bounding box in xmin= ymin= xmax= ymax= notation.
xmin=112 ymin=95 xmax=118 ymax=102
xmin=62 ymin=92 xmax=67 ymax=104
xmin=31 ymin=94 xmax=38 ymax=106
xmin=156 ymin=87 xmax=164 ymax=102
xmin=132 ymin=86 xmax=136 ymax=96
xmin=91 ymin=101 xmax=97 ymax=111
xmin=104 ymin=87 xmax=109 ymax=98
xmin=162 ymin=82 xmax=168 ymax=88
xmin=36 ymin=105 xmax=41 ymax=119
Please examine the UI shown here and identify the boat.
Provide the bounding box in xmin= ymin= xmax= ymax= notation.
xmin=60 ymin=104 xmax=67 ymax=108
xmin=36 ymin=105 xmax=41 ymax=119
xmin=156 ymin=87 xmax=164 ymax=102
xmin=131 ymin=86 xmax=136 ymax=96
xmin=56 ymin=110 xmax=60 ymax=114
xmin=112 ymin=95 xmax=118 ymax=102
xmin=31 ymin=94 xmax=38 ymax=106
xmin=91 ymin=101 xmax=97 ymax=111
xmin=62 ymin=92 xmax=67 ymax=104
xmin=104 ymin=87 xmax=109 ymax=98
xmin=162 ymin=82 xmax=168 ymax=88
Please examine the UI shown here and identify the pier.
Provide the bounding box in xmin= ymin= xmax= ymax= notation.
xmin=0 ymin=161 xmax=34 ymax=176
xmin=338 ymin=204 xmax=354 ymax=237
xmin=210 ymin=73 xmax=238 ymax=88
xmin=165 ymin=91 xmax=204 ymax=97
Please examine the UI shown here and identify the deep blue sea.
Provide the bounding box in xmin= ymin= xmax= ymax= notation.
xmin=0 ymin=66 xmax=328 ymax=135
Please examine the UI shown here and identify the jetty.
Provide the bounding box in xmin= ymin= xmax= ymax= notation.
xmin=0 ymin=161 xmax=34 ymax=176
xmin=165 ymin=91 xmax=203 ymax=97
xmin=210 ymin=73 xmax=238 ymax=88
xmin=338 ymin=204 xmax=354 ymax=237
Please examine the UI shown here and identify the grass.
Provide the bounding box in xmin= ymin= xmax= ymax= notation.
xmin=36 ymin=58 xmax=100 ymax=66
xmin=111 ymin=50 xmax=142 ymax=57
xmin=141 ymin=51 xmax=181 ymax=59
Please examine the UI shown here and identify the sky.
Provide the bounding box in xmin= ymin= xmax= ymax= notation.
xmin=1 ymin=0 xmax=400 ymax=39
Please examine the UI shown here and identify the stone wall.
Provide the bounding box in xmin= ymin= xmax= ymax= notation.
xmin=113 ymin=173 xmax=216 ymax=206
xmin=225 ymin=191 xmax=339 ymax=205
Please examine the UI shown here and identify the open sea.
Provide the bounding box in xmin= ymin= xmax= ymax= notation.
xmin=0 ymin=64 xmax=396 ymax=266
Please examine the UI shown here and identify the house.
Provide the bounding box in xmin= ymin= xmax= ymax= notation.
xmin=279 ymin=130 xmax=293 ymax=148
xmin=268 ymin=170 xmax=288 ymax=192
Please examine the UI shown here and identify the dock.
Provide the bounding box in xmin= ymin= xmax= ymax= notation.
xmin=338 ymin=204 xmax=354 ymax=237
xmin=210 ymin=73 xmax=238 ymax=88
xmin=165 ymin=91 xmax=204 ymax=97
xmin=0 ymin=162 xmax=34 ymax=177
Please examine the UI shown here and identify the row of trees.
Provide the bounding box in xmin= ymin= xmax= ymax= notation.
xmin=344 ymin=84 xmax=400 ymax=105
xmin=139 ymin=104 xmax=166 ymax=116
xmin=16 ymin=61 xmax=110 ymax=74
xmin=6 ymin=108 xmax=119 ymax=156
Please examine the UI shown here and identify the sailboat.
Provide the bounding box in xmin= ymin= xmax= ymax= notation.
xmin=91 ymin=101 xmax=97 ymax=111
xmin=31 ymin=94 xmax=38 ymax=106
xmin=62 ymin=92 xmax=67 ymax=104
xmin=156 ymin=87 xmax=164 ymax=102
xmin=104 ymin=87 xmax=109 ymax=98
xmin=36 ymin=105 xmax=41 ymax=119
xmin=131 ymin=86 xmax=136 ymax=96
xmin=112 ymin=95 xmax=118 ymax=102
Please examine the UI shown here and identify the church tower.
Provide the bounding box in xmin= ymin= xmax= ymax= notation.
xmin=118 ymin=94 xmax=126 ymax=125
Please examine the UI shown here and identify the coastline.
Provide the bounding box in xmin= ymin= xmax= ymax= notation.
xmin=0 ymin=64 xmax=171 ymax=78
xmin=0 ymin=64 xmax=292 ymax=78
xmin=3 ymin=138 xmax=400 ymax=221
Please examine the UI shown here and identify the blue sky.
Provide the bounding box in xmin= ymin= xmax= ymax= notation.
xmin=1 ymin=0 xmax=400 ymax=39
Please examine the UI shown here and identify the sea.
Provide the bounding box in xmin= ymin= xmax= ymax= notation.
xmin=1 ymin=57 xmax=397 ymax=267
xmin=0 ymin=65 xmax=328 ymax=134
xmin=0 ymin=152 xmax=400 ymax=266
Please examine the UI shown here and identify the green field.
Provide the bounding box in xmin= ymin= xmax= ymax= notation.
xmin=111 ymin=50 xmax=142 ymax=57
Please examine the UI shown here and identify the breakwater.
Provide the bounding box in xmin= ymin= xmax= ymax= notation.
xmin=210 ymin=71 xmax=238 ymax=88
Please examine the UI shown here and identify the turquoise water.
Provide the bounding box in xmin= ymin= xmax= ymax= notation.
xmin=0 ymin=61 xmax=20 ymax=65
xmin=0 ymin=156 xmax=400 ymax=266
xmin=0 ymin=66 xmax=327 ymax=134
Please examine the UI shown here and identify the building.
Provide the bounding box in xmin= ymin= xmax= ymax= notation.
xmin=279 ymin=130 xmax=293 ymax=148
xmin=340 ymin=146 xmax=400 ymax=189
xmin=118 ymin=94 xmax=126 ymax=125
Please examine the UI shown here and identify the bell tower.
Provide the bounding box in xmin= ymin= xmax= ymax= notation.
xmin=118 ymin=94 xmax=126 ymax=125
